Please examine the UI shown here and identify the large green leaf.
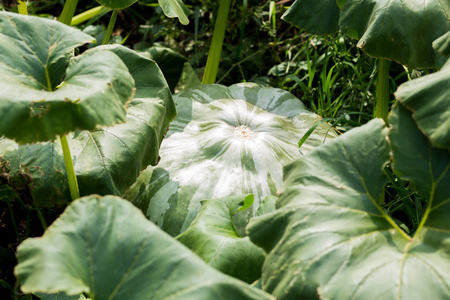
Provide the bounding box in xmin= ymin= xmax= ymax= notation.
xmin=282 ymin=0 xmax=340 ymax=35
xmin=15 ymin=195 xmax=274 ymax=300
xmin=0 ymin=45 xmax=175 ymax=207
xmin=125 ymin=83 xmax=337 ymax=236
xmin=340 ymin=0 xmax=450 ymax=68
xmin=158 ymin=0 xmax=190 ymax=25
xmin=0 ymin=12 xmax=135 ymax=144
xmin=95 ymin=0 xmax=137 ymax=9
xmin=176 ymin=195 xmax=266 ymax=283
xmin=433 ymin=31 xmax=450 ymax=57
xmin=248 ymin=108 xmax=450 ymax=299
xmin=395 ymin=58 xmax=450 ymax=149
xmin=283 ymin=0 xmax=450 ymax=68
xmin=139 ymin=46 xmax=188 ymax=92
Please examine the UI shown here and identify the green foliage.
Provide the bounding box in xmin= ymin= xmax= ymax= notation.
xmin=95 ymin=0 xmax=137 ymax=10
xmin=284 ymin=0 xmax=450 ymax=68
xmin=282 ymin=0 xmax=340 ymax=35
xmin=139 ymin=46 xmax=188 ymax=92
xmin=15 ymin=195 xmax=273 ymax=299
xmin=0 ymin=44 xmax=175 ymax=207
xmin=394 ymin=58 xmax=450 ymax=148
xmin=125 ymin=83 xmax=337 ymax=236
xmin=0 ymin=1 xmax=448 ymax=299
xmin=176 ymin=194 xmax=266 ymax=284
xmin=0 ymin=12 xmax=135 ymax=144
xmin=158 ymin=0 xmax=190 ymax=25
xmin=247 ymin=59 xmax=450 ymax=299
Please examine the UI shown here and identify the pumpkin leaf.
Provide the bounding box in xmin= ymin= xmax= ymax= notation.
xmin=283 ymin=0 xmax=450 ymax=68
xmin=433 ymin=31 xmax=450 ymax=58
xmin=95 ymin=0 xmax=137 ymax=9
xmin=247 ymin=119 xmax=393 ymax=299
xmin=176 ymin=194 xmax=265 ymax=283
xmin=247 ymin=103 xmax=450 ymax=299
xmin=395 ymin=58 xmax=450 ymax=149
xmin=176 ymin=62 xmax=202 ymax=92
xmin=140 ymin=46 xmax=188 ymax=92
xmin=282 ymin=0 xmax=340 ymax=35
xmin=125 ymin=83 xmax=337 ymax=236
xmin=339 ymin=0 xmax=450 ymax=68
xmin=0 ymin=12 xmax=136 ymax=144
xmin=15 ymin=195 xmax=274 ymax=300
xmin=158 ymin=0 xmax=190 ymax=25
xmin=0 ymin=45 xmax=175 ymax=207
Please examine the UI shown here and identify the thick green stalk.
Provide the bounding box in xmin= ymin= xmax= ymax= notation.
xmin=102 ymin=10 xmax=119 ymax=45
xmin=60 ymin=134 xmax=80 ymax=200
xmin=71 ymin=5 xmax=110 ymax=26
xmin=18 ymin=0 xmax=27 ymax=15
xmin=375 ymin=58 xmax=391 ymax=122
xmin=202 ymin=0 xmax=232 ymax=84
xmin=59 ymin=0 xmax=80 ymax=26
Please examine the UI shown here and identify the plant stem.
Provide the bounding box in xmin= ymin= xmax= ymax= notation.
xmin=202 ymin=0 xmax=231 ymax=84
xmin=375 ymin=58 xmax=391 ymax=122
xmin=59 ymin=0 xmax=80 ymax=26
xmin=60 ymin=134 xmax=80 ymax=201
xmin=102 ymin=10 xmax=119 ymax=45
xmin=6 ymin=200 xmax=22 ymax=242
xmin=0 ymin=279 xmax=17 ymax=300
xmin=34 ymin=206 xmax=48 ymax=231
xmin=234 ymin=0 xmax=248 ymax=60
xmin=18 ymin=0 xmax=27 ymax=15
xmin=71 ymin=5 xmax=110 ymax=26
xmin=414 ymin=183 xmax=435 ymax=239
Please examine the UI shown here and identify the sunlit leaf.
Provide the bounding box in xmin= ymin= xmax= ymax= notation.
xmin=125 ymin=83 xmax=337 ymax=236
xmin=0 ymin=45 xmax=175 ymax=207
xmin=158 ymin=0 xmax=190 ymax=25
xmin=0 ymin=12 xmax=135 ymax=144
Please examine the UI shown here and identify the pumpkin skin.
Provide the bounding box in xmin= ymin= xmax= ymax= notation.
xmin=126 ymin=83 xmax=337 ymax=236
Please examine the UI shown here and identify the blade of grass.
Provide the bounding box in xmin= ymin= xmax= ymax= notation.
xmin=102 ymin=10 xmax=119 ymax=45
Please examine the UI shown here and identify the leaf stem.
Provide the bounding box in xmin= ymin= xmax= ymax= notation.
xmin=202 ymin=0 xmax=231 ymax=84
xmin=71 ymin=5 xmax=110 ymax=26
xmin=6 ymin=200 xmax=22 ymax=242
xmin=18 ymin=0 xmax=27 ymax=15
xmin=34 ymin=205 xmax=48 ymax=231
xmin=102 ymin=10 xmax=119 ymax=45
xmin=59 ymin=0 xmax=80 ymax=26
xmin=60 ymin=134 xmax=80 ymax=201
xmin=413 ymin=183 xmax=435 ymax=239
xmin=375 ymin=59 xmax=391 ymax=122
xmin=0 ymin=279 xmax=17 ymax=300
xmin=379 ymin=206 xmax=411 ymax=240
